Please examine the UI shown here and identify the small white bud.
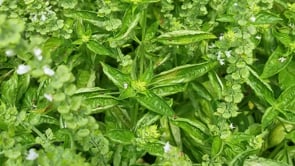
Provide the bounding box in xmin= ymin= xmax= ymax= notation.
xmin=5 ymin=49 xmax=16 ymax=57
xmin=219 ymin=59 xmax=225 ymax=65
xmin=41 ymin=14 xmax=47 ymax=21
xmin=164 ymin=142 xmax=171 ymax=153
xmin=33 ymin=48 xmax=43 ymax=61
xmin=44 ymin=93 xmax=53 ymax=102
xmin=250 ymin=16 xmax=256 ymax=22
xmin=43 ymin=66 xmax=55 ymax=76
xmin=16 ymin=64 xmax=31 ymax=75
xmin=229 ymin=123 xmax=236 ymax=129
xmin=26 ymin=149 xmax=39 ymax=161
xmin=278 ymin=57 xmax=287 ymax=63
xmin=233 ymin=3 xmax=238 ymax=6
xmin=123 ymin=83 xmax=128 ymax=89
xmin=225 ymin=50 xmax=232 ymax=58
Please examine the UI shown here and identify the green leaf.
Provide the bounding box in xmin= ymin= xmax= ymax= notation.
xmin=171 ymin=117 xmax=208 ymax=134
xmin=211 ymin=137 xmax=223 ymax=157
xmin=190 ymin=82 xmax=212 ymax=101
xmin=244 ymin=157 xmax=289 ymax=166
xmin=84 ymin=95 xmax=119 ymax=113
xmin=151 ymin=61 xmax=217 ymax=85
xmin=139 ymin=143 xmax=164 ymax=156
xmin=101 ymin=62 xmax=131 ymax=89
xmin=276 ymin=85 xmax=295 ymax=109
xmin=278 ymin=61 xmax=295 ymax=89
xmin=60 ymin=0 xmax=78 ymax=9
xmin=135 ymin=112 xmax=161 ymax=129
xmin=157 ymin=30 xmax=216 ymax=45
xmin=107 ymin=129 xmax=135 ymax=144
xmin=254 ymin=12 xmax=283 ymax=24
xmin=229 ymin=150 xmax=257 ymax=166
xmin=261 ymin=46 xmax=292 ymax=78
xmin=135 ymin=90 xmax=174 ymax=116
xmin=261 ymin=107 xmax=278 ymax=129
xmin=1 ymin=74 xmax=18 ymax=106
xmin=273 ymin=30 xmax=294 ymax=47
xmin=64 ymin=10 xmax=104 ymax=28
xmin=86 ymin=40 xmax=115 ymax=58
xmin=151 ymin=84 xmax=186 ymax=97
xmin=246 ymin=67 xmax=275 ymax=105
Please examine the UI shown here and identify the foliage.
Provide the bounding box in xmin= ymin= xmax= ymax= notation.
xmin=0 ymin=0 xmax=295 ymax=165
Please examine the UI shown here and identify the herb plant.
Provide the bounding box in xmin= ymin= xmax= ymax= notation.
xmin=0 ymin=0 xmax=295 ymax=165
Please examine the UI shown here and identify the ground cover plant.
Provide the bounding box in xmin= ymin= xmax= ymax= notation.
xmin=0 ymin=0 xmax=295 ymax=165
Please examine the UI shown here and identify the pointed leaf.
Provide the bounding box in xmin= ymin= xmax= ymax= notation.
xmin=254 ymin=12 xmax=283 ymax=24
xmin=151 ymin=84 xmax=186 ymax=97
xmin=277 ymin=85 xmax=295 ymax=109
xmin=261 ymin=107 xmax=278 ymax=129
xmin=261 ymin=46 xmax=292 ymax=78
xmin=87 ymin=40 xmax=115 ymax=58
xmin=246 ymin=67 xmax=275 ymax=105
xmin=278 ymin=61 xmax=295 ymax=89
xmin=157 ymin=30 xmax=216 ymax=45
xmin=135 ymin=90 xmax=174 ymax=116
xmin=107 ymin=129 xmax=135 ymax=144
xmin=101 ymin=62 xmax=131 ymax=89
xmin=152 ymin=61 xmax=217 ymax=85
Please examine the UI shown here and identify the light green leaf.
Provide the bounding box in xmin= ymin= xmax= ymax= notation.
xmin=261 ymin=107 xmax=278 ymax=129
xmin=157 ymin=30 xmax=216 ymax=45
xmin=151 ymin=61 xmax=217 ymax=85
xmin=151 ymin=84 xmax=186 ymax=97
xmin=139 ymin=143 xmax=164 ymax=156
xmin=244 ymin=157 xmax=289 ymax=166
xmin=261 ymin=46 xmax=292 ymax=78
xmin=254 ymin=12 xmax=283 ymax=24
xmin=107 ymin=129 xmax=135 ymax=144
xmin=278 ymin=61 xmax=295 ymax=89
xmin=277 ymin=85 xmax=295 ymax=109
xmin=135 ymin=90 xmax=174 ymax=116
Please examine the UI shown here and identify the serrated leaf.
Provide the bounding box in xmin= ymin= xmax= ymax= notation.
xmin=107 ymin=129 xmax=135 ymax=144
xmin=135 ymin=90 xmax=174 ymax=116
xmin=261 ymin=46 xmax=292 ymax=78
xmin=101 ymin=62 xmax=131 ymax=89
xmin=157 ymin=30 xmax=216 ymax=45
xmin=151 ymin=61 xmax=217 ymax=85
xmin=246 ymin=67 xmax=275 ymax=105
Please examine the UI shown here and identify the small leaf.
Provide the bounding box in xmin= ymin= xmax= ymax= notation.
xmin=157 ymin=30 xmax=216 ymax=45
xmin=101 ymin=62 xmax=131 ymax=89
xmin=135 ymin=90 xmax=174 ymax=116
xmin=85 ymin=95 xmax=119 ymax=112
xmin=171 ymin=117 xmax=208 ymax=134
xmin=261 ymin=46 xmax=292 ymax=78
xmin=107 ymin=129 xmax=135 ymax=144
xmin=139 ymin=143 xmax=164 ymax=156
xmin=151 ymin=61 xmax=217 ymax=85
xmin=254 ymin=12 xmax=283 ymax=24
xmin=246 ymin=67 xmax=275 ymax=105
xmin=86 ymin=40 xmax=115 ymax=58
xmin=211 ymin=137 xmax=223 ymax=157
xmin=273 ymin=30 xmax=294 ymax=47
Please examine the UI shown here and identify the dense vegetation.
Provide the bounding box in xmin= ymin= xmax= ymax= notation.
xmin=0 ymin=0 xmax=295 ymax=165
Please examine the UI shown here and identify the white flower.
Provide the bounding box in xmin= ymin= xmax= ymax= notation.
xmin=278 ymin=57 xmax=287 ymax=63
xmin=219 ymin=34 xmax=224 ymax=40
xmin=5 ymin=49 xmax=16 ymax=57
xmin=41 ymin=14 xmax=47 ymax=21
xmin=208 ymin=43 xmax=216 ymax=48
xmin=233 ymin=2 xmax=238 ymax=6
xmin=44 ymin=93 xmax=53 ymax=102
xmin=16 ymin=64 xmax=31 ymax=75
xmin=250 ymin=16 xmax=256 ymax=22
xmin=225 ymin=50 xmax=232 ymax=58
xmin=26 ymin=148 xmax=39 ymax=161
xmin=43 ymin=66 xmax=55 ymax=76
xmin=0 ymin=0 xmax=3 ymax=6
xmin=229 ymin=123 xmax=236 ymax=129
xmin=123 ymin=83 xmax=128 ymax=89
xmin=255 ymin=36 xmax=261 ymax=40
xmin=33 ymin=48 xmax=43 ymax=61
xmin=218 ymin=58 xmax=225 ymax=65
xmin=164 ymin=142 xmax=171 ymax=153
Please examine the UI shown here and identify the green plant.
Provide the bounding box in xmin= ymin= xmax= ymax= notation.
xmin=0 ymin=0 xmax=295 ymax=165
